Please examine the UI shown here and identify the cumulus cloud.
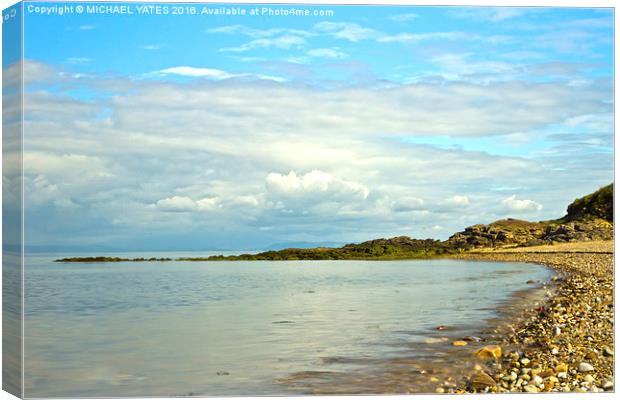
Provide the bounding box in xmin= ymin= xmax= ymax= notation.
xmin=447 ymin=195 xmax=470 ymax=207
xmin=156 ymin=196 xmax=220 ymax=212
xmin=392 ymin=197 xmax=426 ymax=212
xmin=501 ymin=195 xmax=543 ymax=212
xmin=15 ymin=60 xmax=612 ymax=247
xmin=266 ymin=170 xmax=369 ymax=201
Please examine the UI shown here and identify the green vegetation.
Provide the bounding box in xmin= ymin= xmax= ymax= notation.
xmin=55 ymin=257 xmax=172 ymax=263
xmin=564 ymin=184 xmax=613 ymax=222
xmin=56 ymin=184 xmax=613 ymax=263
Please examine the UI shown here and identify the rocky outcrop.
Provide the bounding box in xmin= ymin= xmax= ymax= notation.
xmin=447 ymin=184 xmax=613 ymax=249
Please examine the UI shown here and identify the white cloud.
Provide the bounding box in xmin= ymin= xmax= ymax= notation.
xmin=153 ymin=66 xmax=285 ymax=82
xmin=221 ymin=35 xmax=306 ymax=52
xmin=157 ymin=66 xmax=235 ymax=79
xmin=314 ymin=22 xmax=380 ymax=42
xmin=392 ymin=197 xmax=425 ymax=212
xmin=16 ymin=61 xmax=611 ymax=247
xmin=142 ymin=44 xmax=162 ymax=51
xmin=67 ymin=57 xmax=91 ymax=64
xmin=207 ymin=25 xmax=314 ymax=39
xmin=156 ymin=196 xmax=220 ymax=212
xmin=389 ymin=13 xmax=420 ymax=22
xmin=78 ymin=25 xmax=96 ymax=30
xmin=447 ymin=195 xmax=470 ymax=207
xmin=449 ymin=7 xmax=525 ymax=22
xmin=378 ymin=31 xmax=474 ymax=43
xmin=306 ymin=48 xmax=347 ymax=59
xmin=501 ymin=195 xmax=543 ymax=212
xmin=266 ymin=170 xmax=369 ymax=201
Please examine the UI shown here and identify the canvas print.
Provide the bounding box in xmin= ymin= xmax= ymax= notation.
xmin=1 ymin=0 xmax=615 ymax=397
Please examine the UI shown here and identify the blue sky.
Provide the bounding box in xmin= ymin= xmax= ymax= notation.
xmin=3 ymin=2 xmax=614 ymax=251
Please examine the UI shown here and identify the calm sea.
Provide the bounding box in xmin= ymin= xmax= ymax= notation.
xmin=20 ymin=255 xmax=552 ymax=397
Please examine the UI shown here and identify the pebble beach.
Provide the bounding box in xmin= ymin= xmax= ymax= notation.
xmin=450 ymin=240 xmax=614 ymax=394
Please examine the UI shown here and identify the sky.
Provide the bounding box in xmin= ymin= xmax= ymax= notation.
xmin=2 ymin=2 xmax=614 ymax=251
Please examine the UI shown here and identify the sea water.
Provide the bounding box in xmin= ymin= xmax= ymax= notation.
xmin=21 ymin=256 xmax=552 ymax=397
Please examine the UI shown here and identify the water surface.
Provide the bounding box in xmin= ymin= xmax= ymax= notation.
xmin=23 ymin=257 xmax=552 ymax=397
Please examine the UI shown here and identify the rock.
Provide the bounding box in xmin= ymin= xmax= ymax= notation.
xmin=551 ymin=347 xmax=559 ymax=355
xmin=583 ymin=375 xmax=595 ymax=383
xmin=452 ymin=340 xmax=468 ymax=347
xmin=578 ymin=362 xmax=594 ymax=372
xmin=520 ymin=358 xmax=530 ymax=366
xmin=557 ymin=372 xmax=568 ymax=380
xmin=435 ymin=387 xmax=445 ymax=393
xmin=555 ymin=363 xmax=568 ymax=373
xmin=425 ymin=337 xmax=443 ymax=344
xmin=531 ymin=375 xmax=543 ymax=386
xmin=462 ymin=336 xmax=482 ymax=342
xmin=436 ymin=325 xmax=446 ymax=331
xmin=553 ymin=326 xmax=561 ymax=336
xmin=602 ymin=380 xmax=613 ymax=391
xmin=523 ymin=385 xmax=539 ymax=393
xmin=471 ymin=371 xmax=496 ymax=389
xmin=602 ymin=346 xmax=613 ymax=357
xmin=474 ymin=345 xmax=502 ymax=360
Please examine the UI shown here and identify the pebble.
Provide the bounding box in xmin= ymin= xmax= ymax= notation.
xmin=453 ymin=247 xmax=613 ymax=394
xmin=471 ymin=371 xmax=496 ymax=389
xmin=435 ymin=387 xmax=445 ymax=393
xmin=452 ymin=340 xmax=468 ymax=347
xmin=531 ymin=375 xmax=543 ymax=386
xmin=474 ymin=345 xmax=502 ymax=360
xmin=578 ymin=362 xmax=594 ymax=372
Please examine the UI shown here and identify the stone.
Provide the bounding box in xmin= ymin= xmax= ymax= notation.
xmin=474 ymin=345 xmax=502 ymax=360
xmin=578 ymin=362 xmax=594 ymax=372
xmin=523 ymin=385 xmax=539 ymax=393
xmin=602 ymin=380 xmax=613 ymax=391
xmin=520 ymin=358 xmax=530 ymax=366
xmin=583 ymin=375 xmax=595 ymax=383
xmin=602 ymin=346 xmax=613 ymax=357
xmin=555 ymin=363 xmax=568 ymax=373
xmin=557 ymin=372 xmax=568 ymax=380
xmin=471 ymin=371 xmax=496 ymax=389
xmin=452 ymin=340 xmax=468 ymax=347
xmin=435 ymin=387 xmax=445 ymax=393
xmin=531 ymin=375 xmax=543 ymax=386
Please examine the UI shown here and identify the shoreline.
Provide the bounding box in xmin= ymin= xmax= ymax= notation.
xmin=448 ymin=240 xmax=614 ymax=393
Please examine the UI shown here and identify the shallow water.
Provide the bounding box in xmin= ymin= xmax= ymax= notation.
xmin=23 ymin=256 xmax=552 ymax=397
